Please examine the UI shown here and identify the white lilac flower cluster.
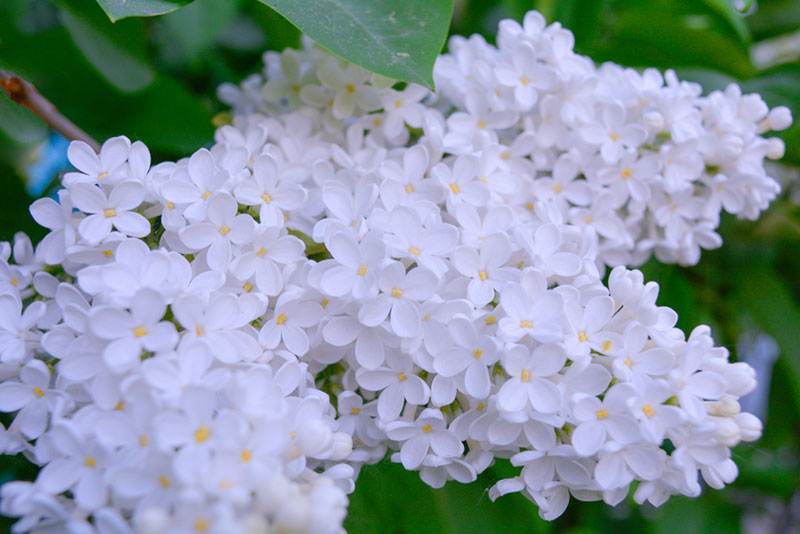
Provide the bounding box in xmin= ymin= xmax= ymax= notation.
xmin=0 ymin=9 xmax=788 ymax=534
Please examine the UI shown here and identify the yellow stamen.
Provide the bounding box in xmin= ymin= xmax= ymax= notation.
xmin=202 ymin=191 xmax=211 ymax=200
xmin=624 ymin=357 xmax=632 ymax=368
xmin=553 ymin=184 xmax=563 ymax=193
xmin=102 ymin=250 xmax=113 ymax=257
xmin=473 ymin=349 xmax=483 ymax=359
xmin=196 ymin=326 xmax=203 ymax=337
xmin=478 ymin=270 xmax=488 ymax=281
xmin=621 ymin=168 xmax=632 ymax=179
xmin=115 ymin=401 xmax=124 ymax=411
xmin=84 ymin=457 xmax=96 ymax=468
xmin=358 ymin=265 xmax=367 ymax=276
xmin=477 ymin=402 xmax=485 ymax=410
xmin=397 ymin=372 xmax=407 ymax=382
xmin=578 ymin=331 xmax=588 ymax=343
xmin=243 ymin=282 xmax=253 ymax=292
xmin=526 ymin=202 xmax=534 ymax=211
xmin=219 ymin=225 xmax=231 ymax=236
xmin=501 ymin=152 xmax=510 ymax=160
xmin=405 ymin=184 xmax=414 ymax=193
xmin=422 ymin=314 xmax=430 ymax=321
xmin=394 ymin=99 xmax=403 ymax=108
xmin=321 ymin=298 xmax=329 ymax=308
xmin=609 ymin=132 xmax=620 ymax=141
xmin=194 ymin=518 xmax=209 ymax=532
xmin=159 ymin=475 xmax=170 ymax=487
xmin=346 ymin=84 xmax=356 ymax=94
xmin=485 ymin=315 xmax=496 ymax=325
xmin=194 ymin=426 xmax=211 ymax=444
xmin=373 ymin=117 xmax=382 ymax=126
xmin=10 ymin=278 xmax=18 ymax=286
xmin=32 ymin=386 xmax=45 ymax=398
xmin=584 ymin=215 xmax=593 ymax=224
xmin=219 ymin=479 xmax=233 ymax=489
xmin=520 ymin=76 xmax=529 ymax=86
xmin=409 ymin=247 xmax=420 ymax=256
xmin=261 ymin=193 xmax=272 ymax=203
xmin=669 ymin=204 xmax=677 ymax=212
xmin=97 ymin=171 xmax=108 ymax=180
xmin=477 ymin=120 xmax=487 ymax=129
xmin=520 ymin=320 xmax=532 ymax=328
xmin=602 ymin=340 xmax=612 ymax=352
xmin=134 ymin=326 xmax=148 ymax=337
xmin=350 ymin=407 xmax=360 ymax=415
xmin=257 ymin=247 xmax=267 ymax=257
xmin=642 ymin=404 xmax=654 ymax=418
xmin=450 ymin=183 xmax=460 ymax=194
xmin=241 ymin=450 xmax=252 ymax=462
xmin=391 ymin=288 xmax=403 ymax=297
xmin=422 ymin=424 xmax=433 ymax=433
xmin=520 ymin=370 xmax=531 ymax=382
xmin=276 ymin=314 xmax=287 ymax=325
xmin=290 ymin=431 xmax=295 ymax=439
xmin=596 ymin=409 xmax=609 ymax=420
xmin=104 ymin=208 xmax=116 ymax=218
xmin=166 ymin=201 xmax=175 ymax=210
xmin=139 ymin=435 xmax=149 ymax=447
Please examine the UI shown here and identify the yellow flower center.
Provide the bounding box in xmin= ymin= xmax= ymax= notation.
xmin=473 ymin=349 xmax=483 ymax=359
xmin=596 ymin=409 xmax=609 ymax=420
xmin=409 ymin=246 xmax=421 ymax=256
xmin=219 ymin=225 xmax=231 ymax=236
xmin=194 ymin=426 xmax=211 ymax=444
xmin=602 ymin=340 xmax=612 ymax=352
xmin=642 ymin=404 xmax=655 ymax=418
xmin=485 ymin=315 xmax=496 ymax=325
xmin=350 ymin=407 xmax=360 ymax=415
xmin=397 ymin=372 xmax=407 ymax=382
xmin=358 ymin=265 xmax=367 ymax=276
xmin=159 ymin=475 xmax=170 ymax=487
xmin=478 ymin=270 xmax=488 ymax=281
xmin=133 ymin=326 xmax=148 ymax=337
xmin=520 ymin=320 xmax=532 ymax=328
xmin=391 ymin=288 xmax=403 ymax=297
xmin=84 ymin=457 xmax=97 ymax=468
xmin=276 ymin=314 xmax=287 ymax=325
xmin=139 ymin=435 xmax=149 ymax=447
xmin=520 ymin=370 xmax=531 ymax=382
xmin=97 ymin=171 xmax=108 ymax=180
xmin=104 ymin=208 xmax=116 ymax=218
xmin=32 ymin=386 xmax=45 ymax=398
xmin=261 ymin=193 xmax=272 ymax=203
xmin=578 ymin=331 xmax=588 ymax=343
xmin=241 ymin=450 xmax=252 ymax=462
xmin=450 ymin=183 xmax=460 ymax=194
xmin=405 ymin=184 xmax=414 ymax=193
xmin=422 ymin=424 xmax=433 ymax=433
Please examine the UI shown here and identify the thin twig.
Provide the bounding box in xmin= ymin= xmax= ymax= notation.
xmin=0 ymin=68 xmax=100 ymax=152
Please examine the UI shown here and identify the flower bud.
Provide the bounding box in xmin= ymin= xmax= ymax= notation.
xmin=767 ymin=137 xmax=785 ymax=160
xmin=329 ymin=431 xmax=354 ymax=461
xmin=714 ymin=416 xmax=740 ymax=447
xmin=643 ymin=112 xmax=664 ymax=133
xmin=735 ymin=411 xmax=763 ymax=442
xmin=767 ymin=106 xmax=793 ymax=131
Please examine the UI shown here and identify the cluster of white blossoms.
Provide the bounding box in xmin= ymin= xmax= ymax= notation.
xmin=0 ymin=9 xmax=789 ymax=533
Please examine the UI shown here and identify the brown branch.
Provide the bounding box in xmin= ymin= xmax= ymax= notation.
xmin=0 ymin=69 xmax=100 ymax=152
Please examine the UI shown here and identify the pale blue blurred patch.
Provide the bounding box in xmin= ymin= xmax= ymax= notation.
xmin=738 ymin=332 xmax=780 ymax=422
xmin=24 ymin=132 xmax=69 ymax=197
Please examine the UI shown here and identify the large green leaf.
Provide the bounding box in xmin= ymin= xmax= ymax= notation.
xmin=346 ymin=459 xmax=551 ymax=534
xmin=59 ymin=0 xmax=155 ymax=93
xmin=534 ymin=0 xmax=754 ymax=79
xmin=0 ymin=96 xmax=48 ymax=145
xmin=257 ymin=0 xmax=454 ymax=88
xmin=96 ymin=0 xmax=193 ymax=22
xmin=158 ymin=0 xmax=244 ymax=64
xmin=733 ymin=264 xmax=800 ymax=414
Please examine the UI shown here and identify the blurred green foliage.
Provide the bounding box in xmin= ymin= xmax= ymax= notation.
xmin=0 ymin=0 xmax=799 ymax=532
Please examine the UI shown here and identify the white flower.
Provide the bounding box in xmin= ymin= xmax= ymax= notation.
xmin=258 ymin=293 xmax=323 ymax=356
xmin=234 ymin=155 xmax=306 ymax=227
xmin=63 ymin=136 xmax=130 ymax=187
xmin=72 ymin=182 xmax=150 ymax=244
xmin=357 ymin=262 xmax=438 ymax=338
xmin=432 ymin=315 xmax=499 ymax=398
xmin=0 ymin=360 xmax=57 ymax=439
xmin=179 ymin=192 xmax=257 ymax=271
xmin=355 ymin=349 xmax=430 ymax=421
xmin=385 ymin=408 xmax=463 ymax=469
xmin=89 ymin=289 xmax=178 ymax=372
xmin=497 ymin=343 xmax=566 ymax=415
xmin=579 ymin=101 xmax=648 ymax=163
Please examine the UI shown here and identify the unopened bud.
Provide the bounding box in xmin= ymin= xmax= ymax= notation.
xmin=767 ymin=106 xmax=792 ymax=131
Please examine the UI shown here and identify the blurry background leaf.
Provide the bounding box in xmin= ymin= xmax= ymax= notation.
xmin=0 ymin=97 xmax=48 ymax=145
xmin=95 ymin=0 xmax=193 ymax=22
xmin=59 ymin=0 xmax=155 ymax=93
xmin=257 ymin=0 xmax=454 ymax=87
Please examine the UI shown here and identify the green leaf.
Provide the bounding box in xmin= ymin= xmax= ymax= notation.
xmin=553 ymin=0 xmax=754 ymax=79
xmin=0 ymin=94 xmax=48 ymax=145
xmin=158 ymin=0 xmax=244 ymax=64
xmin=96 ymin=0 xmax=193 ymax=22
xmin=59 ymin=0 xmax=155 ymax=93
xmin=733 ymin=264 xmax=800 ymax=414
xmin=345 ymin=459 xmax=551 ymax=534
xmin=257 ymin=0 xmax=454 ymax=88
